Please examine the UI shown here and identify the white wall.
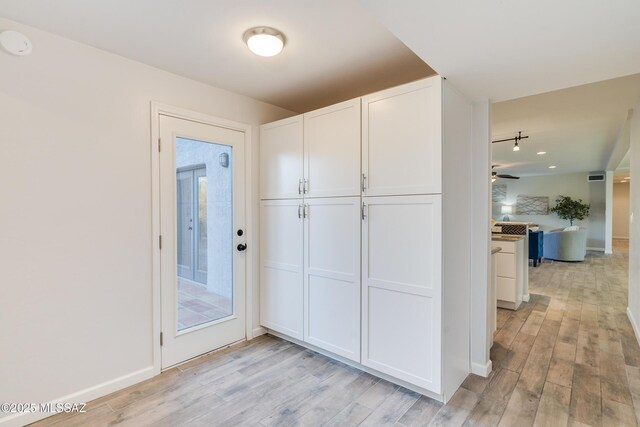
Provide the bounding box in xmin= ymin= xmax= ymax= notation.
xmin=0 ymin=18 xmax=293 ymax=426
xmin=613 ymin=182 xmax=631 ymax=239
xmin=492 ymin=172 xmax=606 ymax=250
xmin=629 ymin=105 xmax=640 ymax=342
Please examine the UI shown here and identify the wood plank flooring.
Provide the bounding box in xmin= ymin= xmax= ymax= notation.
xmin=32 ymin=240 xmax=640 ymax=426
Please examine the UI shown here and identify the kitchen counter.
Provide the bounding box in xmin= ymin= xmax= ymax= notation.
xmin=492 ymin=246 xmax=502 ymax=254
xmin=492 ymin=234 xmax=525 ymax=242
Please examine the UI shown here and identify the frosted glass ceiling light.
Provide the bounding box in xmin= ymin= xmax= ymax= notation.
xmin=243 ymin=27 xmax=285 ymax=57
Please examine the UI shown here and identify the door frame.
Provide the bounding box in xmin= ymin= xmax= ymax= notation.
xmin=151 ymin=102 xmax=254 ymax=374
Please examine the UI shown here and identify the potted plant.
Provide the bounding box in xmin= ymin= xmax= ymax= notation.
xmin=550 ymin=196 xmax=590 ymax=226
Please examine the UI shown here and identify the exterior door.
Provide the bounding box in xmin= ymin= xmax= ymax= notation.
xmin=159 ymin=114 xmax=246 ymax=369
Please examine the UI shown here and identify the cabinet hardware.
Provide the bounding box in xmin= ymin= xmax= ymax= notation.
xmin=298 ymin=179 xmax=303 ymax=195
xmin=361 ymin=202 xmax=367 ymax=220
xmin=298 ymin=204 xmax=302 ymax=219
xmin=303 ymin=204 xmax=308 ymax=219
xmin=160 ymin=332 xmax=163 ymax=346
xmin=362 ymin=173 xmax=367 ymax=192
xmin=303 ymin=179 xmax=309 ymax=194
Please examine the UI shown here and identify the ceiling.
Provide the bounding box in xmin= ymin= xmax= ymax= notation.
xmin=360 ymin=0 xmax=640 ymax=103
xmin=0 ymin=0 xmax=434 ymax=112
xmin=491 ymin=73 xmax=640 ymax=178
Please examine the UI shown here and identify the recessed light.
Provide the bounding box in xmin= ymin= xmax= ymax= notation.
xmin=537 ymin=151 xmax=546 ymax=155
xmin=548 ymin=165 xmax=557 ymax=169
xmin=243 ymin=27 xmax=285 ymax=57
xmin=0 ymin=30 xmax=32 ymax=56
xmin=625 ymin=176 xmax=631 ymax=179
xmin=621 ymin=180 xmax=627 ymax=183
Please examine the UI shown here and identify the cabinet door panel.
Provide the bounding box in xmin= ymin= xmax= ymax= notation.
xmin=260 ymin=200 xmax=304 ymax=339
xmin=496 ymin=253 xmax=516 ymax=278
xmin=260 ymin=115 xmax=303 ymax=200
xmin=496 ymin=277 xmax=516 ymax=302
xmin=362 ymin=77 xmax=442 ymax=196
xmin=304 ymin=197 xmax=361 ymax=361
xmin=362 ymin=195 xmax=442 ymax=393
xmin=304 ymin=99 xmax=361 ymax=198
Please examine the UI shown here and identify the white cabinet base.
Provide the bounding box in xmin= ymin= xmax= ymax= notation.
xmin=265 ymin=329 xmax=448 ymax=403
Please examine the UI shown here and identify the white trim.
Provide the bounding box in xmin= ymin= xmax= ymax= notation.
xmin=0 ymin=367 xmax=154 ymax=427
xmin=471 ymin=360 xmax=492 ymax=377
xmin=522 ymin=293 xmax=530 ymax=302
xmin=613 ymin=236 xmax=630 ymax=240
xmin=587 ymin=247 xmax=606 ymax=252
xmin=628 ymin=307 xmax=640 ymax=346
xmin=253 ymin=326 xmax=267 ymax=337
xmin=150 ymin=102 xmax=254 ymax=375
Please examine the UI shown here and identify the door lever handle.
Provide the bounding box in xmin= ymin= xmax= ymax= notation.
xmin=237 ymin=243 xmax=247 ymax=251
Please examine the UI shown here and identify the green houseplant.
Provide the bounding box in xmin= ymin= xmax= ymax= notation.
xmin=550 ymin=196 xmax=590 ymax=226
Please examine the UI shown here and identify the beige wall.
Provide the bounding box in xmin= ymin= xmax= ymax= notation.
xmin=613 ymin=182 xmax=630 ymax=238
xmin=0 ymin=18 xmax=293 ymax=425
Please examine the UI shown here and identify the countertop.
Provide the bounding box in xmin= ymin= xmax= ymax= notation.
xmin=492 ymin=246 xmax=502 ymax=254
xmin=491 ymin=234 xmax=525 ymax=242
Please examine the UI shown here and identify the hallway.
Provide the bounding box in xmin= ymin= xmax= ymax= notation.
xmin=465 ymin=239 xmax=640 ymax=426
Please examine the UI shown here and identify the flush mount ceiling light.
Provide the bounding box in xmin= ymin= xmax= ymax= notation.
xmin=537 ymin=151 xmax=547 ymax=155
xmin=549 ymin=165 xmax=557 ymax=169
xmin=243 ymin=27 xmax=285 ymax=57
xmin=0 ymin=30 xmax=32 ymax=56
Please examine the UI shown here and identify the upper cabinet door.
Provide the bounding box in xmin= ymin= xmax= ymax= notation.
xmin=260 ymin=115 xmax=304 ymax=200
xmin=362 ymin=77 xmax=442 ymax=197
xmin=304 ymin=99 xmax=361 ymax=198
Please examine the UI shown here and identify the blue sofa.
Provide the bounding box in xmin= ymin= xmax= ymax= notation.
xmin=529 ymin=230 xmax=543 ymax=267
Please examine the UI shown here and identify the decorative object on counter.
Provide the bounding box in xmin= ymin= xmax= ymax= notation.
xmin=501 ymin=205 xmax=513 ymax=221
xmin=550 ymin=195 xmax=590 ymax=226
xmin=529 ymin=230 xmax=544 ymax=267
xmin=494 ymin=223 xmax=528 ymax=236
xmin=516 ymin=195 xmax=549 ymax=215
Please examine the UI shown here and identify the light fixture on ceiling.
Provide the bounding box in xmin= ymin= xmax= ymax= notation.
xmin=492 ymin=131 xmax=529 ymax=152
xmin=621 ymin=180 xmax=628 ymax=183
xmin=537 ymin=151 xmax=546 ymax=155
xmin=243 ymin=27 xmax=285 ymax=57
xmin=625 ymin=176 xmax=631 ymax=179
xmin=549 ymin=165 xmax=557 ymax=169
xmin=0 ymin=30 xmax=32 ymax=56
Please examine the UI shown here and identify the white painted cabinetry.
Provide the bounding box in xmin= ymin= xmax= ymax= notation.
xmin=260 ymin=199 xmax=304 ymax=339
xmin=494 ymin=239 xmax=525 ymax=310
xmin=361 ymin=195 xmax=442 ymax=391
xmin=362 ymin=78 xmax=442 ymax=196
xmin=304 ymin=99 xmax=361 ymax=198
xmin=260 ymin=115 xmax=303 ymax=200
xmin=304 ymin=197 xmax=361 ymax=361
xmin=260 ymin=76 xmax=472 ymax=402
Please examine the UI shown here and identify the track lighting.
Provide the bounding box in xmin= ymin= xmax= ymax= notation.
xmin=513 ymin=142 xmax=520 ymax=152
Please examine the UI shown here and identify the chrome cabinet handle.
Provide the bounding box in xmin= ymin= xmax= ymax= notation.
xmin=303 ymin=204 xmax=308 ymax=219
xmin=361 ymin=174 xmax=367 ymax=192
xmin=298 ymin=179 xmax=303 ymax=195
xmin=362 ymin=202 xmax=367 ymax=220
xmin=298 ymin=204 xmax=302 ymax=219
xmin=303 ymin=179 xmax=309 ymax=194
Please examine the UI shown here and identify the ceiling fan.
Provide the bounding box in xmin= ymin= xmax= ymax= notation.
xmin=492 ymin=165 xmax=520 ymax=181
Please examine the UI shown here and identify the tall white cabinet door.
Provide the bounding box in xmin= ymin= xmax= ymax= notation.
xmin=304 ymin=99 xmax=361 ymax=198
xmin=260 ymin=199 xmax=304 ymax=339
xmin=260 ymin=115 xmax=304 ymax=200
xmin=304 ymin=197 xmax=361 ymax=361
xmin=362 ymin=77 xmax=442 ymax=197
xmin=362 ymin=195 xmax=442 ymax=393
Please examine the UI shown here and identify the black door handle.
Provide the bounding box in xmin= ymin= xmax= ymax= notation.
xmin=237 ymin=243 xmax=247 ymax=251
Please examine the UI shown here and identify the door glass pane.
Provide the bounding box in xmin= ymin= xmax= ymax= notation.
xmin=175 ymin=137 xmax=233 ymax=331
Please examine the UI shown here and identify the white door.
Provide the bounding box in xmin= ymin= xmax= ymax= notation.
xmin=260 ymin=199 xmax=304 ymax=339
xmin=260 ymin=115 xmax=304 ymax=200
xmin=361 ymin=195 xmax=442 ymax=393
xmin=304 ymin=197 xmax=361 ymax=361
xmin=362 ymin=77 xmax=442 ymax=197
xmin=304 ymin=99 xmax=361 ymax=198
xmin=159 ymin=115 xmax=246 ymax=369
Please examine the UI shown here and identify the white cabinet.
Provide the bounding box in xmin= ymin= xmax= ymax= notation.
xmin=260 ymin=199 xmax=304 ymax=339
xmin=304 ymin=197 xmax=361 ymax=361
xmin=260 ymin=115 xmax=303 ymax=200
xmin=362 ymin=78 xmax=442 ymax=197
xmin=493 ymin=239 xmax=524 ymax=310
xmin=304 ymin=99 xmax=361 ymax=198
xmin=361 ymin=195 xmax=442 ymax=392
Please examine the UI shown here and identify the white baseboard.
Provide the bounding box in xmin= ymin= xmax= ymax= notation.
xmin=252 ymin=326 xmax=267 ymax=338
xmin=522 ymin=293 xmax=530 ymax=302
xmin=613 ymin=236 xmax=630 ymax=240
xmin=587 ymin=247 xmax=605 ymax=252
xmin=628 ymin=307 xmax=640 ymax=347
xmin=0 ymin=366 xmax=154 ymax=427
xmin=471 ymin=360 xmax=492 ymax=377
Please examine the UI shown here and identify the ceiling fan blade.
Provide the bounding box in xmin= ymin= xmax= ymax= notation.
xmin=497 ymin=174 xmax=520 ymax=179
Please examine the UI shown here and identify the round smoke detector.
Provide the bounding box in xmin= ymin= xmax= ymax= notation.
xmin=0 ymin=30 xmax=33 ymax=56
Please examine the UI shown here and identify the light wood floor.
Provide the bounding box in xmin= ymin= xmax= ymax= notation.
xmin=32 ymin=240 xmax=640 ymax=426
